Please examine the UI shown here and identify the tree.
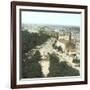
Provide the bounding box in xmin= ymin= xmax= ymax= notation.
xmin=37 ymin=26 xmax=46 ymax=34
xmin=47 ymin=53 xmax=60 ymax=77
xmin=48 ymin=53 xmax=80 ymax=77
xmin=22 ymin=50 xmax=43 ymax=78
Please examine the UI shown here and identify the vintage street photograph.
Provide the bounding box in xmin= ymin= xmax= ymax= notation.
xmin=20 ymin=10 xmax=81 ymax=79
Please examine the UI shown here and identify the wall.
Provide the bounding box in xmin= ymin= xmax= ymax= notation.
xmin=0 ymin=0 xmax=89 ymax=90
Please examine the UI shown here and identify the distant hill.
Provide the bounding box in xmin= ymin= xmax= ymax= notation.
xmin=22 ymin=23 xmax=80 ymax=34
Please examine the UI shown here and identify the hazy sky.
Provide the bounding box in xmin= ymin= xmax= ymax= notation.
xmin=21 ymin=11 xmax=81 ymax=26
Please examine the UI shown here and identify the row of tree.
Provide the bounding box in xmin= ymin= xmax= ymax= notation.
xmin=22 ymin=50 xmax=80 ymax=78
xmin=21 ymin=30 xmax=50 ymax=78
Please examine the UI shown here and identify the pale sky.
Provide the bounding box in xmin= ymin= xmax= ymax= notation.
xmin=21 ymin=11 xmax=81 ymax=26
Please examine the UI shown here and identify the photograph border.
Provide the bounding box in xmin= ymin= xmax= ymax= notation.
xmin=11 ymin=1 xmax=88 ymax=89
